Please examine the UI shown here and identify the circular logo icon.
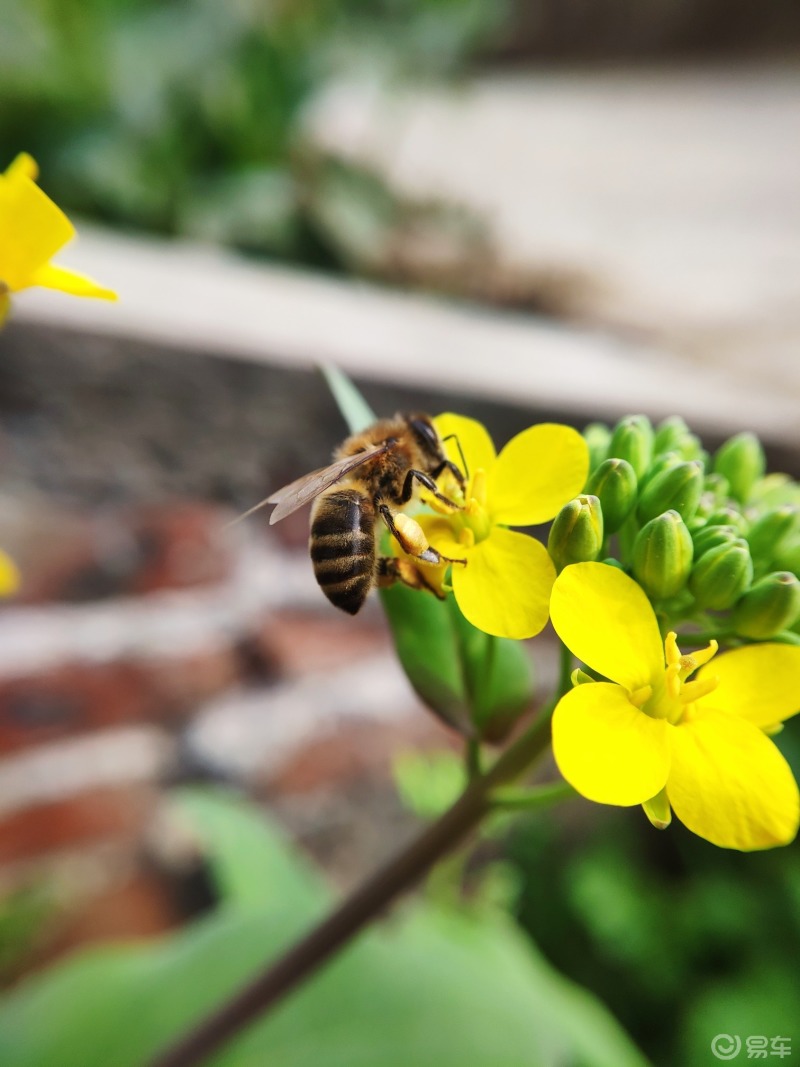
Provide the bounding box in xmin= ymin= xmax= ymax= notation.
xmin=711 ymin=1035 xmax=742 ymax=1060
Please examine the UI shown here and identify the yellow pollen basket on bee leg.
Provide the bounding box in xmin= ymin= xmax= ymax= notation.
xmin=394 ymin=513 xmax=433 ymax=558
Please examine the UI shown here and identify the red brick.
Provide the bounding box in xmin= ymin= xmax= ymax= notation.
xmin=0 ymin=784 xmax=157 ymax=864
xmin=255 ymin=609 xmax=390 ymax=677
xmin=2 ymin=501 xmax=233 ymax=605
xmin=266 ymin=715 xmax=456 ymax=796
xmin=125 ymin=503 xmax=233 ymax=595
xmin=0 ymin=648 xmax=240 ymax=753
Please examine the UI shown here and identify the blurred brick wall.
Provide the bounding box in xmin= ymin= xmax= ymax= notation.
xmin=0 ymin=495 xmax=456 ymax=982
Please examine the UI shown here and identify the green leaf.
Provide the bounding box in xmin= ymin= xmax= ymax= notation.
xmin=381 ymin=583 xmax=534 ymax=739
xmin=447 ymin=594 xmax=536 ymax=740
xmin=380 ymin=582 xmax=473 ymax=734
xmin=0 ymin=792 xmax=650 ymax=1067
xmin=320 ymin=365 xmax=376 ymax=434
xmin=173 ymin=787 xmax=327 ymax=914
xmin=392 ymin=749 xmax=467 ymax=819
xmin=0 ymin=907 xmax=651 ymax=1067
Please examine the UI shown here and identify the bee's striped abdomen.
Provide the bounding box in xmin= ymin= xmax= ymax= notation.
xmin=309 ymin=489 xmax=375 ymax=615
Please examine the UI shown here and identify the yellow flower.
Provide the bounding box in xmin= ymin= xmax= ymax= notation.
xmin=0 ymin=153 xmax=116 ymax=323
xmin=0 ymin=550 xmax=20 ymax=597
xmin=550 ymin=561 xmax=800 ymax=850
xmin=416 ymin=414 xmax=589 ymax=640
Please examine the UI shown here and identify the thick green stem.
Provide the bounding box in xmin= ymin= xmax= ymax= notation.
xmin=465 ymin=737 xmax=482 ymax=779
xmin=148 ymin=704 xmax=557 ymax=1067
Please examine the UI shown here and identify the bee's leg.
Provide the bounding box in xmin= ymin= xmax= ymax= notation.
xmin=431 ymin=457 xmax=466 ymax=489
xmin=399 ymin=469 xmax=462 ymax=512
xmin=376 ymin=557 xmax=446 ymax=599
xmin=376 ymin=501 xmax=465 ymax=566
xmin=440 ymin=433 xmax=469 ymax=483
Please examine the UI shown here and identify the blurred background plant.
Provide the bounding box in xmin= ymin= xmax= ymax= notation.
xmin=0 ymin=0 xmax=507 ymax=276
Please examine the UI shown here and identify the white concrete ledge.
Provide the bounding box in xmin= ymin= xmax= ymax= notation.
xmin=12 ymin=225 xmax=800 ymax=444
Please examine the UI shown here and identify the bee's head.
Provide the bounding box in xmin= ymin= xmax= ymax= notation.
xmin=406 ymin=414 xmax=443 ymax=461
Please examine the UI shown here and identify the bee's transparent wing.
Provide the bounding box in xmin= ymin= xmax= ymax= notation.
xmin=227 ymin=442 xmax=391 ymax=529
xmin=267 ymin=443 xmax=392 ymax=523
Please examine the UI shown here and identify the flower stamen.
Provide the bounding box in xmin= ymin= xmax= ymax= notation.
xmin=643 ymin=633 xmax=720 ymax=723
xmin=629 ymin=684 xmax=653 ymax=708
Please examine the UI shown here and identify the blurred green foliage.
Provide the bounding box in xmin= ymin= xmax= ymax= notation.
xmin=0 ymin=788 xmax=651 ymax=1067
xmin=0 ymin=0 xmax=505 ymax=268
xmin=392 ymin=747 xmax=467 ymax=819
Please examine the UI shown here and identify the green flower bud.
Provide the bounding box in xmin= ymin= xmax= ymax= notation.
xmin=633 ymin=510 xmax=694 ymax=599
xmin=653 ymin=417 xmax=703 ymax=461
xmin=640 ymin=451 xmax=683 ymax=491
xmin=704 ymin=506 xmax=748 ymax=534
xmin=571 ymin=668 xmax=595 ymax=686
xmin=713 ymin=432 xmax=765 ymax=504
xmin=748 ymin=473 xmax=800 ymax=510
xmin=548 ymin=495 xmax=604 ymax=571
xmin=732 ymin=572 xmax=800 ymax=639
xmin=692 ymin=524 xmax=739 ymax=559
xmin=702 ymin=473 xmax=731 ymax=508
xmin=637 ymin=460 xmax=704 ymax=525
xmin=583 ymin=423 xmax=611 ymax=473
xmin=609 ymin=415 xmax=654 ymax=480
xmin=746 ymin=506 xmax=800 ymax=566
xmin=773 ymin=540 xmax=800 ymax=578
xmin=689 ymin=538 xmax=754 ymax=611
xmin=584 ymin=458 xmax=637 ymax=534
xmin=653 ymin=416 xmax=691 ymax=457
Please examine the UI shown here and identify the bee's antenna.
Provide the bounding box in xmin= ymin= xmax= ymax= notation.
xmin=442 ymin=433 xmax=469 ymax=481
xmin=223 ymin=495 xmax=275 ymax=530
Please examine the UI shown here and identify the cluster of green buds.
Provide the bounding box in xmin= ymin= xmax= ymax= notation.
xmin=548 ymin=415 xmax=800 ymax=643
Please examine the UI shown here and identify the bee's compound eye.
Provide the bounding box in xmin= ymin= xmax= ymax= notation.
xmin=409 ymin=418 xmax=438 ymax=450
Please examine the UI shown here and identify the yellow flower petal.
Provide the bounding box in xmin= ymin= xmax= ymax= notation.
xmin=434 ymin=413 xmax=496 ymax=482
xmin=697 ymin=643 xmax=800 ymax=730
xmin=552 ymin=682 xmax=670 ymax=805
xmin=451 ymin=527 xmax=554 ymax=639
xmin=0 ymin=173 xmax=75 ymax=291
xmin=28 ymin=262 xmax=117 ymax=301
xmin=0 ymin=549 xmax=20 ymax=596
xmin=550 ymin=562 xmax=664 ymax=688
xmin=489 ymin=423 xmax=589 ymax=526
xmin=668 ymin=705 xmax=800 ymax=849
xmin=3 ymin=153 xmax=39 ymax=183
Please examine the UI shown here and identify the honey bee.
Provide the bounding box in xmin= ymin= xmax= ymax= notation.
xmin=262 ymin=414 xmax=466 ymax=614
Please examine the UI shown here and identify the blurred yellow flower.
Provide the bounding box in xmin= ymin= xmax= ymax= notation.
xmin=0 ymin=153 xmax=116 ymax=323
xmin=417 ymin=414 xmax=589 ymax=640
xmin=550 ymin=561 xmax=800 ymax=850
xmin=0 ymin=550 xmax=20 ymax=597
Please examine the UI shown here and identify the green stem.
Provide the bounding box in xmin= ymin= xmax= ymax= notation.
xmin=148 ymin=703 xmax=557 ymax=1067
xmin=465 ymin=737 xmax=482 ymax=779
xmin=490 ymin=780 xmax=576 ymax=811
